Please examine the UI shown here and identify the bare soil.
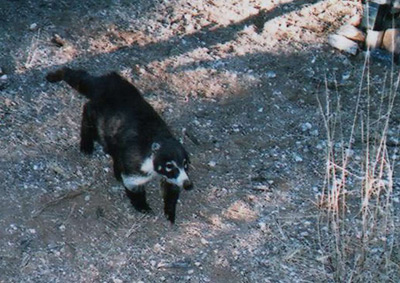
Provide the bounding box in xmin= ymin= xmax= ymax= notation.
xmin=1 ymin=0 xmax=399 ymax=282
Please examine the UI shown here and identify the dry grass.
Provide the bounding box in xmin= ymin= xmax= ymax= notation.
xmin=317 ymin=52 xmax=399 ymax=281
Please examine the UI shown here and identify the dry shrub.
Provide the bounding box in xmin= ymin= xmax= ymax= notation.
xmin=317 ymin=53 xmax=399 ymax=282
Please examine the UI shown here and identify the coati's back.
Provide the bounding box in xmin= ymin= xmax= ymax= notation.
xmin=46 ymin=67 xmax=173 ymax=141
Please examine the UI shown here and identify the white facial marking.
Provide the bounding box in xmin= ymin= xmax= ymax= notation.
xmin=140 ymin=156 xmax=154 ymax=174
xmin=168 ymin=168 xmax=189 ymax=187
xmin=122 ymin=173 xmax=154 ymax=190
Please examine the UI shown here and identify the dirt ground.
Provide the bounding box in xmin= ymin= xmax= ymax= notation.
xmin=1 ymin=0 xmax=399 ymax=282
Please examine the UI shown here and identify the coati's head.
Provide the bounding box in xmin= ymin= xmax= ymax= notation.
xmin=151 ymin=141 xmax=193 ymax=190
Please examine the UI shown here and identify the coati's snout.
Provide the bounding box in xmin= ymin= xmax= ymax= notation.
xmin=182 ymin=179 xmax=193 ymax=191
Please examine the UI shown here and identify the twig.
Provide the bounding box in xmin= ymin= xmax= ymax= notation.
xmin=32 ymin=183 xmax=94 ymax=218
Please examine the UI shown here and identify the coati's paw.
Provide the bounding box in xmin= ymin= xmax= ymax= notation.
xmin=80 ymin=141 xmax=94 ymax=155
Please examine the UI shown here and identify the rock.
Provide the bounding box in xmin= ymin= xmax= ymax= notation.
xmin=337 ymin=24 xmax=365 ymax=42
xmin=366 ymin=30 xmax=384 ymax=49
xmin=301 ymin=122 xmax=312 ymax=132
xmin=328 ymin=34 xmax=358 ymax=55
xmin=51 ymin=34 xmax=66 ymax=47
xmin=266 ymin=71 xmax=276 ymax=78
xmin=349 ymin=13 xmax=362 ymax=27
xmin=382 ymin=29 xmax=400 ymax=54
xmin=293 ymin=154 xmax=303 ymax=162
xmin=29 ymin=23 xmax=38 ymax=31
xmin=0 ymin=74 xmax=7 ymax=81
xmin=208 ymin=161 xmax=216 ymax=167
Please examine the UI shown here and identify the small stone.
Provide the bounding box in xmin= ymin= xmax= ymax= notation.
xmin=382 ymin=29 xmax=400 ymax=54
xmin=208 ymin=161 xmax=216 ymax=167
xmin=29 ymin=23 xmax=38 ymax=31
xmin=301 ymin=122 xmax=312 ymax=132
xmin=194 ymin=262 xmax=201 ymax=267
xmin=337 ymin=24 xmax=365 ymax=42
xmin=200 ymin=238 xmax=209 ymax=245
xmin=328 ymin=34 xmax=358 ymax=55
xmin=294 ymin=154 xmax=303 ymax=162
xmin=345 ymin=149 xmax=354 ymax=157
xmin=185 ymin=24 xmax=195 ymax=33
xmin=342 ymin=72 xmax=351 ymax=81
xmin=0 ymin=74 xmax=7 ymax=81
xmin=59 ymin=225 xmax=66 ymax=232
xmin=349 ymin=13 xmax=362 ymax=27
xmin=188 ymin=269 xmax=194 ymax=275
xmin=266 ymin=71 xmax=276 ymax=78
xmin=84 ymin=195 xmax=91 ymax=202
xmin=366 ymin=30 xmax=384 ymax=49
xmin=51 ymin=34 xmax=66 ymax=47
xmin=258 ymin=222 xmax=267 ymax=231
xmin=310 ymin=129 xmax=319 ymax=136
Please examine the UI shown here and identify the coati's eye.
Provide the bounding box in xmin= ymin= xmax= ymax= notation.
xmin=165 ymin=163 xmax=174 ymax=172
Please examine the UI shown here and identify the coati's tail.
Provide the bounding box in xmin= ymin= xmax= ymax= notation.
xmin=46 ymin=67 xmax=95 ymax=99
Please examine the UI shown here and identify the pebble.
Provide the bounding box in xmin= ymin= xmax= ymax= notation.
xmin=301 ymin=122 xmax=312 ymax=132
xmin=200 ymin=238 xmax=209 ymax=245
xmin=208 ymin=161 xmax=216 ymax=167
xmin=266 ymin=71 xmax=276 ymax=78
xmin=337 ymin=24 xmax=365 ymax=42
xmin=258 ymin=222 xmax=267 ymax=231
xmin=29 ymin=23 xmax=38 ymax=31
xmin=84 ymin=195 xmax=91 ymax=202
xmin=0 ymin=74 xmax=7 ymax=81
xmin=294 ymin=154 xmax=303 ymax=162
xmin=59 ymin=224 xmax=66 ymax=232
xmin=328 ymin=34 xmax=358 ymax=55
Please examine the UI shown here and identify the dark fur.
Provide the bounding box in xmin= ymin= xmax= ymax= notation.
xmin=46 ymin=67 xmax=193 ymax=223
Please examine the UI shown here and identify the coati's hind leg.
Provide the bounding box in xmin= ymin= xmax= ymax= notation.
xmin=161 ymin=179 xmax=180 ymax=224
xmin=125 ymin=186 xmax=152 ymax=213
xmin=80 ymin=103 xmax=97 ymax=155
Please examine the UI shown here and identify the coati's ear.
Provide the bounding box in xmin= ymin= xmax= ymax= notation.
xmin=151 ymin=142 xmax=161 ymax=153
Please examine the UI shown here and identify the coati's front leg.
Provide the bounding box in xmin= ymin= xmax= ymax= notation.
xmin=80 ymin=103 xmax=97 ymax=154
xmin=161 ymin=179 xmax=180 ymax=224
xmin=124 ymin=186 xmax=152 ymax=213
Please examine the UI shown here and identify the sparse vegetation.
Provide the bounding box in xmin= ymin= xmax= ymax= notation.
xmin=318 ymin=53 xmax=399 ymax=281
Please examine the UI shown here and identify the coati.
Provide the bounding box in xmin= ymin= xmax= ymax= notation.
xmin=46 ymin=68 xmax=193 ymax=223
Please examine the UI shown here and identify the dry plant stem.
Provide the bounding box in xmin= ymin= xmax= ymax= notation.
xmin=318 ymin=46 xmax=399 ymax=281
xmin=32 ymin=184 xmax=95 ymax=218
